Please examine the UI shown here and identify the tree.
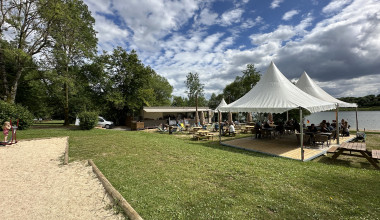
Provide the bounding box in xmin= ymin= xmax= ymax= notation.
xmin=1 ymin=0 xmax=54 ymax=103
xmin=223 ymin=64 xmax=260 ymax=102
xmin=185 ymin=72 xmax=204 ymax=124
xmin=208 ymin=93 xmax=223 ymax=109
xmin=88 ymin=47 xmax=173 ymax=125
xmin=171 ymin=96 xmax=187 ymax=107
xmin=46 ymin=0 xmax=97 ymax=125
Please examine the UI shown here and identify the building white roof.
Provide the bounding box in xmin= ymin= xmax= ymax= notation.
xmin=295 ymin=71 xmax=357 ymax=108
xmin=143 ymin=106 xmax=212 ymax=113
xmin=219 ymin=61 xmax=336 ymax=113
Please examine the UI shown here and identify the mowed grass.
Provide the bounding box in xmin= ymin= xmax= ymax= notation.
xmin=18 ymin=128 xmax=380 ymax=219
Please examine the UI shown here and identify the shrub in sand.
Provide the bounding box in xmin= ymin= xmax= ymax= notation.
xmin=0 ymin=100 xmax=34 ymax=130
xmin=78 ymin=111 xmax=98 ymax=130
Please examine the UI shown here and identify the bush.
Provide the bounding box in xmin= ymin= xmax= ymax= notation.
xmin=0 ymin=100 xmax=34 ymax=130
xmin=78 ymin=111 xmax=98 ymax=130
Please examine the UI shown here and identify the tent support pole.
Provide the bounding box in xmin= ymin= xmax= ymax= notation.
xmin=300 ymin=107 xmax=304 ymax=162
xmin=218 ymin=110 xmax=221 ymax=143
xmin=286 ymin=110 xmax=289 ymax=122
xmin=336 ymin=104 xmax=339 ymax=145
xmin=355 ymin=107 xmax=359 ymax=132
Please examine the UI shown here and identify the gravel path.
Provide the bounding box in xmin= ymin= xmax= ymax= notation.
xmin=0 ymin=137 xmax=125 ymax=220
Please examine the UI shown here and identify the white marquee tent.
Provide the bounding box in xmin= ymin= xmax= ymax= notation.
xmin=219 ymin=61 xmax=336 ymax=114
xmin=295 ymin=72 xmax=357 ymax=108
xmin=214 ymin=98 xmax=228 ymax=112
xmin=296 ymin=71 xmax=358 ymax=143
xmin=219 ymin=61 xmax=337 ymax=161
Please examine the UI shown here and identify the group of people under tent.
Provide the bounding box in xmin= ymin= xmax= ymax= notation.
xmin=307 ymin=119 xmax=350 ymax=137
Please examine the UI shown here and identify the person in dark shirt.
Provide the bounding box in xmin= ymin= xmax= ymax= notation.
xmin=308 ymin=124 xmax=318 ymax=132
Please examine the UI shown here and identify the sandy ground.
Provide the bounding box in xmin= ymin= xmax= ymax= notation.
xmin=0 ymin=137 xmax=125 ymax=220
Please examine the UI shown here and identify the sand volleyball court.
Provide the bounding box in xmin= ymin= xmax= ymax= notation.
xmin=0 ymin=137 xmax=124 ymax=220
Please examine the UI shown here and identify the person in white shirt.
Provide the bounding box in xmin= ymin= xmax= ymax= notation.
xmin=229 ymin=123 xmax=235 ymax=135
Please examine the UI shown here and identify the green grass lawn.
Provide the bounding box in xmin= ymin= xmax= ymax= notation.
xmin=17 ymin=128 xmax=380 ymax=219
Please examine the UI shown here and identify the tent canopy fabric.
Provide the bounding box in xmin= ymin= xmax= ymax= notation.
xmin=295 ymin=71 xmax=357 ymax=108
xmin=219 ymin=61 xmax=337 ymax=114
xmin=214 ymin=98 xmax=228 ymax=112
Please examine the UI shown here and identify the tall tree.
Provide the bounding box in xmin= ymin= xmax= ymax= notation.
xmin=1 ymin=0 xmax=54 ymax=103
xmin=223 ymin=64 xmax=260 ymax=102
xmin=185 ymin=72 xmax=204 ymax=124
xmin=46 ymin=0 xmax=97 ymax=125
xmin=89 ymin=47 xmax=173 ymax=125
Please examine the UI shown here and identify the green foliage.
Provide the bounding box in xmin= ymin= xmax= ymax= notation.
xmin=223 ymin=64 xmax=261 ymax=102
xmin=0 ymin=100 xmax=34 ymax=130
xmin=185 ymin=72 xmax=206 ymax=106
xmin=78 ymin=111 xmax=98 ymax=130
xmin=171 ymin=96 xmax=188 ymax=107
xmin=339 ymin=94 xmax=380 ymax=108
xmin=208 ymin=93 xmax=224 ymax=109
xmin=88 ymin=47 xmax=173 ymax=124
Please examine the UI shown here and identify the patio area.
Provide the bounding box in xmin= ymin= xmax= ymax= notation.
xmin=221 ymin=134 xmax=355 ymax=161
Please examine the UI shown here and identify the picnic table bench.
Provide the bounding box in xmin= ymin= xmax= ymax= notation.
xmin=331 ymin=142 xmax=379 ymax=170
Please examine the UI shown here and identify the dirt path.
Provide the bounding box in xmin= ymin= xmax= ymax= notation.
xmin=0 ymin=137 xmax=124 ymax=220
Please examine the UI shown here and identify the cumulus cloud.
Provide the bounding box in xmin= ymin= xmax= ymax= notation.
xmin=196 ymin=8 xmax=218 ymax=26
xmin=219 ymin=8 xmax=244 ymax=26
xmin=111 ymin=0 xmax=199 ymax=51
xmin=270 ymin=0 xmax=284 ymax=9
xmin=322 ymin=0 xmax=353 ymax=15
xmin=83 ymin=0 xmax=380 ymax=99
xmin=282 ymin=10 xmax=300 ymax=21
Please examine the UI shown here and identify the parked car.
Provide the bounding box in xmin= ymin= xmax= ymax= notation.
xmin=98 ymin=116 xmax=114 ymax=129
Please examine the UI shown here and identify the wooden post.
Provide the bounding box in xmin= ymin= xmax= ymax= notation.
xmin=218 ymin=110 xmax=221 ymax=143
xmin=355 ymin=107 xmax=359 ymax=132
xmin=300 ymin=107 xmax=304 ymax=161
xmin=336 ymin=104 xmax=339 ymax=145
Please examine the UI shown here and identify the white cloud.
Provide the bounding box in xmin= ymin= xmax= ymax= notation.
xmin=270 ymin=0 xmax=284 ymax=9
xmin=111 ymin=0 xmax=199 ymax=51
xmin=197 ymin=8 xmax=218 ymax=26
xmin=322 ymin=0 xmax=353 ymax=14
xmin=282 ymin=10 xmax=300 ymax=21
xmin=219 ymin=8 xmax=244 ymax=26
xmin=240 ymin=16 xmax=263 ymax=29
xmin=93 ymin=15 xmax=129 ymax=51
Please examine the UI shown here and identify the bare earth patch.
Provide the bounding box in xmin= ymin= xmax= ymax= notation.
xmin=0 ymin=137 xmax=124 ymax=220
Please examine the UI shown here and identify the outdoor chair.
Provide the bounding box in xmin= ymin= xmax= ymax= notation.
xmin=313 ymin=134 xmax=329 ymax=148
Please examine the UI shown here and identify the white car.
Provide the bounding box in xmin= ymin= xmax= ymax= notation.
xmin=98 ymin=116 xmax=114 ymax=129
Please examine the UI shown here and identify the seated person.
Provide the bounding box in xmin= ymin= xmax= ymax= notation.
xmin=308 ymin=124 xmax=318 ymax=132
xmin=228 ymin=123 xmax=236 ymax=135
xmin=275 ymin=122 xmax=284 ymax=135
xmin=326 ymin=122 xmax=334 ymax=131
xmin=320 ymin=123 xmax=330 ymax=132
xmin=263 ymin=121 xmax=271 ymax=128
xmin=342 ymin=121 xmax=350 ymax=136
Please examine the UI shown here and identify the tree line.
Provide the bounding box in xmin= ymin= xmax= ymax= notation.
xmin=1 ymin=0 xmax=172 ymax=125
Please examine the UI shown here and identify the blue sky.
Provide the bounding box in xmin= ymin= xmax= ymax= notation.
xmin=83 ymin=0 xmax=380 ymax=99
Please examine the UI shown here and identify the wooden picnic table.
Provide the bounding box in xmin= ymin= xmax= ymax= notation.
xmin=243 ymin=125 xmax=254 ymax=134
xmin=332 ymin=142 xmax=379 ymax=170
xmin=197 ymin=130 xmax=209 ymax=135
xmin=192 ymin=127 xmax=202 ymax=132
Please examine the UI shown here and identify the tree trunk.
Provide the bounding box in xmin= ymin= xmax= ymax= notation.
xmin=7 ymin=56 xmax=24 ymax=103
xmin=63 ymin=61 xmax=70 ymax=125
xmin=0 ymin=42 xmax=9 ymax=101
xmin=195 ymin=93 xmax=199 ymax=125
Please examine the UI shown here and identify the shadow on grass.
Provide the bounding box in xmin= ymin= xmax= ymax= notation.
xmin=316 ymin=154 xmax=377 ymax=170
